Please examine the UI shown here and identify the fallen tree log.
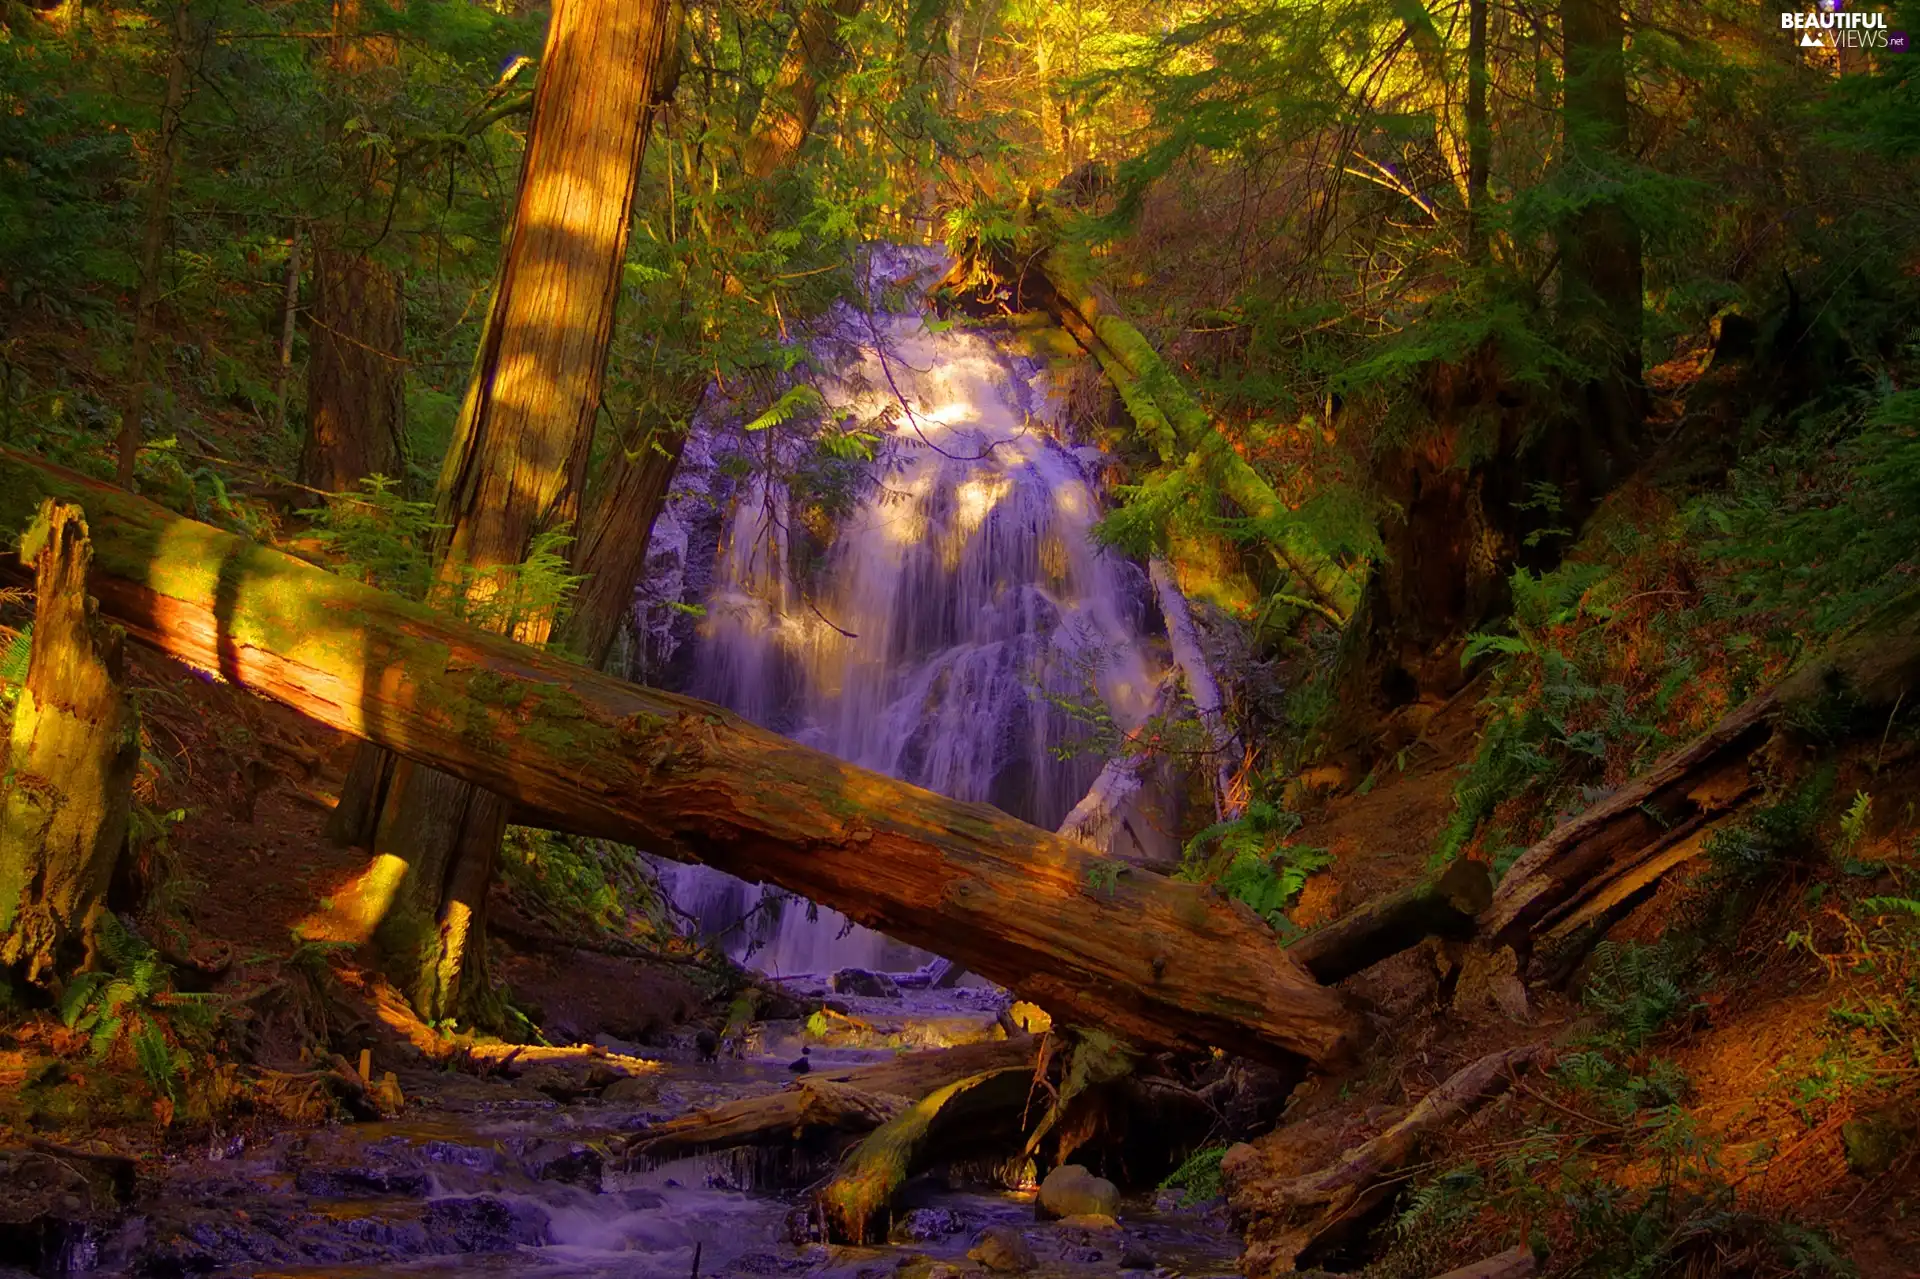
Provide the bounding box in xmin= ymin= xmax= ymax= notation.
xmin=1233 ymin=1045 xmax=1546 ymax=1275
xmin=815 ymin=1060 xmax=1037 ymax=1243
xmin=1288 ymin=857 xmax=1493 ymax=986
xmin=0 ymin=448 xmax=1362 ymax=1067
xmin=1480 ymin=602 xmax=1920 ymax=981
xmin=620 ymin=1037 xmax=1037 ymax=1161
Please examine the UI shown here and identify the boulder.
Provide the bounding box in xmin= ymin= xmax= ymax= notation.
xmin=830 ymin=968 xmax=901 ymax=999
xmin=1036 ymin=1164 xmax=1119 ymax=1220
xmin=967 ymin=1225 xmax=1037 ymax=1273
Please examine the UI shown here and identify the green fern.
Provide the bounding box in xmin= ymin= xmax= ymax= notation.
xmin=0 ymin=622 xmax=30 ymax=685
xmin=58 ymin=915 xmax=219 ymax=1103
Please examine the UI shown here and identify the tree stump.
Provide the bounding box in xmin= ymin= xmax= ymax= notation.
xmin=0 ymin=500 xmax=139 ymax=985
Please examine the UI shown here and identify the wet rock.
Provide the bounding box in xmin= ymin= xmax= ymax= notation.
xmin=831 ymin=968 xmax=901 ymax=999
xmin=1061 ymin=1245 xmax=1105 ymax=1263
xmin=291 ymin=1167 xmax=432 ymax=1198
xmin=520 ymin=1058 xmax=626 ymax=1100
xmin=891 ymin=1208 xmax=969 ymax=1242
xmin=1120 ymin=1240 xmax=1156 ymax=1270
xmin=602 ymin=1075 xmax=661 ymax=1103
xmin=422 ymin=1196 xmax=551 ymax=1251
xmin=1055 ymin=1214 xmax=1120 ymax=1231
xmin=967 ymin=1225 xmax=1037 ymax=1273
xmin=0 ymin=1144 xmax=132 ymax=1273
xmin=523 ymin=1140 xmax=603 ymax=1189
xmin=1036 ymin=1165 xmax=1118 ymax=1220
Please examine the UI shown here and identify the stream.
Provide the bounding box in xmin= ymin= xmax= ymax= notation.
xmin=65 ymin=986 xmax=1239 ymax=1278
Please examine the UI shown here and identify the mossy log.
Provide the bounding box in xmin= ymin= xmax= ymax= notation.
xmin=815 ymin=1061 xmax=1037 ymax=1243
xmin=0 ymin=449 xmax=1363 ymax=1067
xmin=1287 ymin=857 xmax=1493 ymax=986
xmin=0 ymin=501 xmax=140 ymax=985
xmin=621 ymin=1037 xmax=1037 ymax=1162
xmin=1024 ymin=250 xmax=1359 ymax=621
xmin=1480 ymin=604 xmax=1920 ymax=982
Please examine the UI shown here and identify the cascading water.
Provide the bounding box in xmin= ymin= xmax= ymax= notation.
xmin=649 ymin=247 xmax=1172 ymax=976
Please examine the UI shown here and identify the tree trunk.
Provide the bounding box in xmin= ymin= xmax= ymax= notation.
xmin=0 ymin=447 xmax=1364 ymax=1067
xmin=300 ymin=0 xmax=408 ymax=496
xmin=1055 ymin=670 xmax=1176 ymax=865
xmin=272 ymin=225 xmax=302 ymax=437
xmin=301 ymin=234 xmax=406 ymax=494
xmin=1466 ymin=0 xmax=1490 ymax=263
xmin=1477 ymin=604 xmax=1920 ymax=984
xmin=1559 ymin=0 xmax=1643 ymax=488
xmin=328 ymin=0 xmax=679 ymax=1024
xmin=1150 ymin=557 xmax=1242 ymax=821
xmin=114 ymin=0 xmax=195 ymax=490
xmin=0 ymin=502 xmax=140 ymax=986
xmin=562 ymin=0 xmax=862 ymax=670
xmin=560 ymin=384 xmax=701 ymax=667
xmin=742 ymin=0 xmax=864 ymax=183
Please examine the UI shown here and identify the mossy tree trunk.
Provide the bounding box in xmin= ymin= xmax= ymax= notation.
xmin=0 ymin=501 xmax=140 ymax=986
xmin=0 ymin=447 xmax=1364 ymax=1067
xmin=326 ymin=0 xmax=679 ymax=1025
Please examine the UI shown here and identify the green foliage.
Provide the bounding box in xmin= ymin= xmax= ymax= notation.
xmin=1177 ymin=799 xmax=1330 ymax=930
xmin=497 ymin=826 xmax=666 ymax=946
xmin=1582 ymin=940 xmax=1706 ymax=1051
xmin=1703 ymin=770 xmax=1832 ymax=890
xmin=301 ymin=480 xmax=582 ymax=637
xmin=57 ymin=915 xmax=218 ymax=1105
xmin=0 ymin=621 xmax=30 ymax=688
xmin=1158 ymin=1143 xmax=1229 ymax=1205
xmin=301 ymin=477 xmax=439 ymax=600
xmin=1695 ymin=390 xmax=1920 ymax=640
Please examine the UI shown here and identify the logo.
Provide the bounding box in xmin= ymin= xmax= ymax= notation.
xmin=1781 ymin=1 xmax=1901 ymax=50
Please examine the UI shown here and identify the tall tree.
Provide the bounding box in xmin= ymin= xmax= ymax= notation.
xmin=562 ymin=0 xmax=867 ymax=669
xmin=300 ymin=0 xmax=408 ymax=496
xmin=1558 ymin=0 xmax=1643 ymax=488
xmin=114 ymin=0 xmax=196 ymax=489
xmin=319 ymin=0 xmax=678 ymax=1022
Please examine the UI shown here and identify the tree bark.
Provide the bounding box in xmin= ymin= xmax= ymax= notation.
xmin=817 ymin=1062 xmax=1037 ymax=1243
xmin=1055 ymin=670 xmax=1176 ymax=864
xmin=1466 ymin=0 xmax=1490 ymax=263
xmin=0 ymin=447 xmax=1364 ymax=1067
xmin=1022 ymin=252 xmax=1358 ymax=621
xmin=742 ymin=0 xmax=864 ymax=183
xmin=114 ymin=0 xmax=195 ymax=490
xmin=301 ymin=232 xmax=406 ymax=494
xmin=272 ymin=225 xmax=302 ymax=437
xmin=325 ymin=0 xmax=680 ymax=1024
xmin=0 ymin=502 xmax=140 ymax=986
xmin=560 ymin=382 xmax=701 ymax=666
xmin=300 ymin=0 xmax=408 ymax=497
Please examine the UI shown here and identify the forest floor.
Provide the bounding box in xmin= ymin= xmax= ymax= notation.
xmin=1221 ymin=686 xmax=1920 ymax=1279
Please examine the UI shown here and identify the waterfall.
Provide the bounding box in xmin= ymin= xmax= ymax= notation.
xmin=648 ymin=247 xmax=1172 ymax=977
